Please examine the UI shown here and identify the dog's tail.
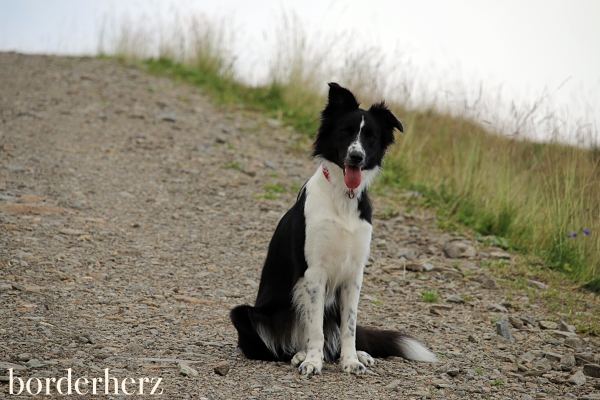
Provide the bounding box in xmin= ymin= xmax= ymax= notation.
xmin=356 ymin=326 xmax=437 ymax=362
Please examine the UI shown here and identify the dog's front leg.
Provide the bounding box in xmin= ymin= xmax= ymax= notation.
xmin=339 ymin=270 xmax=373 ymax=374
xmin=293 ymin=267 xmax=327 ymax=376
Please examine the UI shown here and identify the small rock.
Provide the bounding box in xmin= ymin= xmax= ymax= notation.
xmin=561 ymin=353 xmax=576 ymax=371
xmin=565 ymin=336 xmax=582 ymax=349
xmin=384 ymin=379 xmax=401 ymax=391
xmin=213 ymin=361 xmax=230 ymax=376
xmin=538 ymin=320 xmax=558 ymax=330
xmin=17 ymin=353 xmax=31 ymax=362
xmin=521 ymin=352 xmax=536 ymax=362
xmin=157 ymin=113 xmax=176 ymax=122
xmin=215 ymin=134 xmax=228 ymax=144
xmin=480 ymin=277 xmax=499 ymax=290
xmin=447 ymin=367 xmax=460 ymax=377
xmin=396 ymin=248 xmax=419 ymax=260
xmin=521 ymin=395 xmax=534 ymax=400
xmin=126 ymin=343 xmax=143 ymax=353
xmin=407 ymin=391 xmax=430 ymax=398
xmin=430 ymin=304 xmax=453 ymax=316
xmin=575 ymin=352 xmax=595 ymax=366
xmin=583 ymin=364 xmax=600 ymax=378
xmin=179 ymin=363 xmax=198 ymax=377
xmin=264 ymin=160 xmax=275 ymax=169
xmin=244 ymin=279 xmax=259 ymax=289
xmin=520 ymin=315 xmax=536 ymax=327
xmin=59 ymin=228 xmax=86 ymax=236
xmin=443 ymin=241 xmax=476 ymax=258
xmin=568 ymin=370 xmax=586 ymax=386
xmin=526 ymin=279 xmax=547 ymax=290
xmin=490 ymin=251 xmax=510 ymax=259
xmin=552 ymin=330 xmax=577 ymax=338
xmin=467 ymin=334 xmax=479 ymax=343
xmin=496 ymin=320 xmax=515 ymax=344
xmin=508 ymin=316 xmax=523 ymax=329
xmin=559 ymin=320 xmax=576 ymax=333
xmin=11 ymin=283 xmax=26 ymax=291
xmin=26 ymin=359 xmax=45 ymax=368
xmin=77 ymin=336 xmax=90 ymax=344
xmin=487 ymin=303 xmax=508 ymax=312
xmin=446 ymin=295 xmax=465 ymax=304
xmin=533 ymin=358 xmax=552 ymax=371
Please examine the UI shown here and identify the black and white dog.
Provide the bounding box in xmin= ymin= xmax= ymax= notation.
xmin=231 ymin=83 xmax=436 ymax=376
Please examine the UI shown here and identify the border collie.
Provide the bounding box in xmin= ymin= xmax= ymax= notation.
xmin=231 ymin=83 xmax=437 ymax=375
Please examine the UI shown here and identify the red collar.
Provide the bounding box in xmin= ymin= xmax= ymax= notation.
xmin=321 ymin=164 xmax=355 ymax=199
xmin=322 ymin=164 xmax=331 ymax=182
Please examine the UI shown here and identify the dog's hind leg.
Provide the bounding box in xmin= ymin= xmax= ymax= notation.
xmin=293 ymin=268 xmax=328 ymax=376
xmin=230 ymin=305 xmax=279 ymax=361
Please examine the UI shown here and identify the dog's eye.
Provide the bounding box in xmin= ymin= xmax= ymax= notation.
xmin=365 ymin=133 xmax=376 ymax=141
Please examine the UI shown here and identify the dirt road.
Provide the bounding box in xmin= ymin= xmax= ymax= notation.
xmin=1 ymin=53 xmax=599 ymax=399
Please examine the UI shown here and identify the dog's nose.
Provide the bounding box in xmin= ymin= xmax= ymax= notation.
xmin=349 ymin=150 xmax=365 ymax=164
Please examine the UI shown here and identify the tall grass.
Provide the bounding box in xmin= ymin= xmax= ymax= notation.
xmin=101 ymin=13 xmax=600 ymax=287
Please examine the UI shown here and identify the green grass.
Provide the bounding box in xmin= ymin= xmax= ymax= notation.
xmin=264 ymin=183 xmax=286 ymax=193
xmin=421 ymin=289 xmax=440 ymax=303
xmin=103 ymin=13 xmax=600 ymax=290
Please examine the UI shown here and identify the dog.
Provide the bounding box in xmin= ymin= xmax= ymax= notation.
xmin=230 ymin=83 xmax=437 ymax=376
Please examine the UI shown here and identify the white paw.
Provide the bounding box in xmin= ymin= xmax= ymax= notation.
xmin=341 ymin=358 xmax=367 ymax=375
xmin=298 ymin=359 xmax=322 ymax=376
xmin=291 ymin=350 xmax=307 ymax=367
xmin=357 ymin=351 xmax=375 ymax=367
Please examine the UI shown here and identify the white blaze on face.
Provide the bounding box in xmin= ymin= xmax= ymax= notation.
xmin=348 ymin=116 xmax=365 ymax=157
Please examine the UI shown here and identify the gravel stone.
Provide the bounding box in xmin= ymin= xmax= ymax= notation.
xmin=568 ymin=370 xmax=587 ymax=386
xmin=179 ymin=363 xmax=199 ymax=377
xmin=583 ymin=364 xmax=600 ymax=378
xmin=496 ymin=320 xmax=515 ymax=344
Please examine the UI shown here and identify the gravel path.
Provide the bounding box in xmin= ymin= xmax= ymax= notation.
xmin=1 ymin=53 xmax=599 ymax=399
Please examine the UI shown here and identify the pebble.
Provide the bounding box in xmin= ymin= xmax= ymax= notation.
xmin=568 ymin=370 xmax=586 ymax=386
xmin=179 ymin=363 xmax=199 ymax=377
xmin=496 ymin=320 xmax=515 ymax=344
xmin=565 ymin=336 xmax=582 ymax=349
xmin=480 ymin=276 xmax=499 ymax=290
xmin=538 ymin=320 xmax=558 ymax=330
xmin=384 ymin=379 xmax=401 ymax=391
xmin=487 ymin=303 xmax=508 ymax=312
xmin=561 ymin=353 xmax=576 ymax=370
xmin=446 ymin=295 xmax=465 ymax=304
xmin=214 ymin=361 xmax=230 ymax=376
xmin=442 ymin=241 xmax=476 ymax=258
xmin=526 ymin=279 xmax=548 ymax=290
xmin=26 ymin=359 xmax=45 ymax=368
xmin=583 ymin=363 xmax=600 ymax=378
xmin=559 ymin=320 xmax=576 ymax=333
xmin=17 ymin=353 xmax=31 ymax=361
xmin=509 ymin=316 xmax=524 ymax=329
xmin=520 ymin=314 xmax=536 ymax=326
xmin=396 ymin=248 xmax=419 ymax=260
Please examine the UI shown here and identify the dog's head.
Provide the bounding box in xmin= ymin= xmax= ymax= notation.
xmin=312 ymin=82 xmax=403 ymax=190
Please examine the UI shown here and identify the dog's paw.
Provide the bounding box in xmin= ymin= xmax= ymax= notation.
xmin=291 ymin=350 xmax=307 ymax=367
xmin=356 ymin=351 xmax=375 ymax=367
xmin=298 ymin=359 xmax=322 ymax=376
xmin=341 ymin=358 xmax=367 ymax=375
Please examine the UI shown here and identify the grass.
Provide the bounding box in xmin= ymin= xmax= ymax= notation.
xmin=421 ymin=289 xmax=440 ymax=303
xmin=101 ymin=13 xmax=600 ymax=291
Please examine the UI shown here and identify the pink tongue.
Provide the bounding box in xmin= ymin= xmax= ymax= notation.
xmin=344 ymin=165 xmax=362 ymax=189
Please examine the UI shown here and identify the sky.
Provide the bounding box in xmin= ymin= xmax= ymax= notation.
xmin=1 ymin=0 xmax=599 ymax=142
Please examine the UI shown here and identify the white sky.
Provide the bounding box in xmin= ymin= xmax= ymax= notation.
xmin=1 ymin=0 xmax=599 ymax=142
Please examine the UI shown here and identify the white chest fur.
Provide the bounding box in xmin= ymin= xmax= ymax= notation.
xmin=303 ymin=168 xmax=372 ymax=295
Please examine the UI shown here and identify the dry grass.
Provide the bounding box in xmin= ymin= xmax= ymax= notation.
xmin=99 ymin=11 xmax=600 ymax=288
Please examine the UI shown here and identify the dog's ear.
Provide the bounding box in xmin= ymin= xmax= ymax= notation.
xmin=324 ymin=82 xmax=360 ymax=115
xmin=369 ymin=101 xmax=404 ymax=134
